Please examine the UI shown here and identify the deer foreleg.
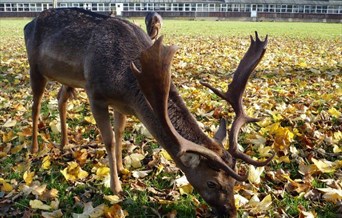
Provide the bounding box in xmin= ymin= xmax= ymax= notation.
xmin=114 ymin=112 xmax=126 ymax=173
xmin=89 ymin=99 xmax=122 ymax=194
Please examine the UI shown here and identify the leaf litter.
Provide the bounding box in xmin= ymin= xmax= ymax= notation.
xmin=0 ymin=22 xmax=341 ymax=217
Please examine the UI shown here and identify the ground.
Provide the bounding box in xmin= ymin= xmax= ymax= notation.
xmin=0 ymin=19 xmax=341 ymax=217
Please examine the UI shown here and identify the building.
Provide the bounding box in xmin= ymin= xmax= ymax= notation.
xmin=0 ymin=0 xmax=341 ymax=22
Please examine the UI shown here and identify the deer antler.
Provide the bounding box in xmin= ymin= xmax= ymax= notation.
xmin=131 ymin=37 xmax=248 ymax=181
xmin=201 ymin=32 xmax=274 ymax=167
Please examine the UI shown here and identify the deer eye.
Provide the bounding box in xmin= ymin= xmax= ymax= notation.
xmin=207 ymin=181 xmax=217 ymax=189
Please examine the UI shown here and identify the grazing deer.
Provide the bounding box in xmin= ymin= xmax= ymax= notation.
xmin=145 ymin=12 xmax=163 ymax=40
xmin=24 ymin=8 xmax=273 ymax=217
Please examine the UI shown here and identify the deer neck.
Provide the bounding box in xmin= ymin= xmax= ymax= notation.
xmin=133 ymin=82 xmax=213 ymax=158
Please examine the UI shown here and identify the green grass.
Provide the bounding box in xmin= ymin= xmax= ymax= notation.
xmin=0 ymin=18 xmax=341 ymax=40
xmin=0 ymin=17 xmax=341 ymax=217
xmin=161 ymin=20 xmax=341 ymax=39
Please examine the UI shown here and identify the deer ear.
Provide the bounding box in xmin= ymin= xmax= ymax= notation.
xmin=179 ymin=153 xmax=200 ymax=168
xmin=214 ymin=118 xmax=227 ymax=143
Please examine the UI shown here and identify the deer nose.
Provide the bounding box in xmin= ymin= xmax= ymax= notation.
xmin=214 ymin=206 xmax=229 ymax=217
xmin=213 ymin=205 xmax=237 ymax=218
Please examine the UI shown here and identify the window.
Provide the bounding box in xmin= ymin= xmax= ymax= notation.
xmin=72 ymin=3 xmax=80 ymax=8
xmin=97 ymin=3 xmax=105 ymax=11
xmin=240 ymin=4 xmax=246 ymax=12
xmin=298 ymin=5 xmax=304 ymax=13
xmin=59 ymin=3 xmax=68 ymax=8
xmin=287 ymin=5 xmax=292 ymax=13
xmin=322 ymin=5 xmax=327 ymax=13
xmin=208 ymin=4 xmax=215 ymax=12
xmin=269 ymin=4 xmax=275 ymax=12
xmin=5 ymin=3 xmax=12 ymax=11
xmin=233 ymin=4 xmax=240 ymax=12
xmin=293 ymin=5 xmax=298 ymax=13
xmin=281 ymin=5 xmax=287 ymax=13
xmin=0 ymin=4 xmax=4 ymax=12
xmin=91 ymin=3 xmax=97 ymax=11
xmin=245 ymin=4 xmax=251 ymax=12
xmin=304 ymin=5 xmax=311 ymax=13
xmin=11 ymin=3 xmax=17 ymax=11
xmin=128 ymin=3 xmax=134 ymax=11
xmin=184 ymin=3 xmax=191 ymax=11
xmin=227 ymin=4 xmax=232 ymax=12
xmin=257 ymin=4 xmax=263 ymax=12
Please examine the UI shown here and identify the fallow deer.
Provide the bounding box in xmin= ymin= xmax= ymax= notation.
xmin=24 ymin=8 xmax=273 ymax=217
xmin=145 ymin=11 xmax=163 ymax=40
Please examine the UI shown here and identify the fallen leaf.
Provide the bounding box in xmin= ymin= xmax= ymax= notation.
xmin=29 ymin=199 xmax=51 ymax=210
xmin=317 ymin=187 xmax=342 ymax=203
xmin=3 ymin=119 xmax=17 ymax=127
xmin=61 ymin=162 xmax=89 ymax=182
xmin=42 ymin=156 xmax=51 ymax=170
xmin=103 ymin=195 xmax=122 ymax=204
xmin=23 ymin=170 xmax=35 ymax=185
xmin=248 ymin=165 xmax=264 ymax=184
xmin=42 ymin=209 xmax=63 ymax=218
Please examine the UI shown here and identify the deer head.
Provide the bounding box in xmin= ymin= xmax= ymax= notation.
xmin=131 ymin=33 xmax=273 ymax=216
xmin=145 ymin=12 xmax=162 ymax=40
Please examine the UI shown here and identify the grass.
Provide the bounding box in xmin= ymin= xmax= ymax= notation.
xmin=0 ymin=17 xmax=341 ymax=217
xmin=1 ymin=18 xmax=341 ymax=40
xmin=160 ymin=20 xmax=342 ymax=39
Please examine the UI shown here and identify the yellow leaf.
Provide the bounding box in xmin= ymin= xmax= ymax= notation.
xmin=23 ymin=170 xmax=35 ymax=185
xmin=328 ymin=107 xmax=341 ymax=118
xmin=84 ymin=116 xmax=96 ymax=124
xmin=104 ymin=204 xmax=128 ymax=218
xmin=333 ymin=145 xmax=342 ymax=153
xmin=317 ymin=188 xmax=342 ymax=203
xmin=73 ymin=149 xmax=88 ymax=166
xmin=179 ymin=184 xmax=194 ymax=195
xmin=42 ymin=156 xmax=51 ymax=170
xmin=274 ymin=155 xmax=291 ymax=164
xmin=0 ymin=152 xmax=7 ymax=158
xmin=10 ymin=144 xmax=23 ymax=154
xmin=17 ymin=127 xmax=32 ymax=137
xmin=234 ymin=194 xmax=249 ymax=208
xmin=29 ymin=199 xmax=52 ymax=210
xmin=96 ymin=166 xmax=110 ymax=178
xmin=250 ymin=194 xmax=272 ymax=213
xmin=61 ymin=161 xmax=89 ymax=182
xmin=50 ymin=199 xmax=60 ymax=210
xmin=2 ymin=131 xmax=16 ymax=143
xmin=0 ymin=178 xmax=13 ymax=192
xmin=49 ymin=120 xmax=61 ymax=134
xmin=120 ymin=168 xmax=130 ymax=175
xmin=104 ymin=195 xmax=122 ymax=204
xmin=160 ymin=150 xmax=172 ymax=161
xmin=42 ymin=209 xmax=63 ymax=218
xmin=248 ymin=165 xmax=264 ymax=184
xmin=32 ymin=184 xmax=47 ymax=196
xmin=312 ymin=158 xmax=337 ymax=174
xmin=3 ymin=119 xmax=17 ymax=127
xmin=130 ymin=153 xmax=145 ymax=169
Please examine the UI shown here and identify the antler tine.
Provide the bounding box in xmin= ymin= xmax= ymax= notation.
xmin=131 ymin=36 xmax=178 ymax=117
xmin=131 ymin=37 xmax=247 ymax=180
xmin=202 ymin=32 xmax=274 ymax=167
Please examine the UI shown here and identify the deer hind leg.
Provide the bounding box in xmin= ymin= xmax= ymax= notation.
xmin=57 ymin=85 xmax=76 ymax=149
xmin=114 ymin=112 xmax=127 ymax=172
xmin=88 ymin=99 xmax=122 ymax=194
xmin=30 ymin=68 xmax=47 ymax=153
